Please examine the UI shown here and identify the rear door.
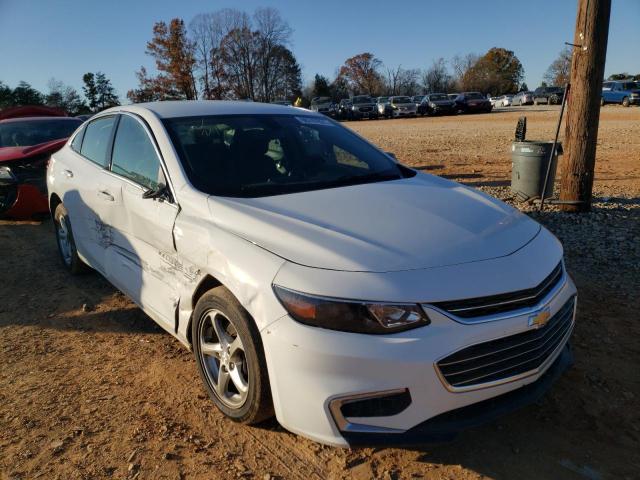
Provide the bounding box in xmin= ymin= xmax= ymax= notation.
xmin=61 ymin=115 xmax=118 ymax=273
xmin=103 ymin=113 xmax=179 ymax=330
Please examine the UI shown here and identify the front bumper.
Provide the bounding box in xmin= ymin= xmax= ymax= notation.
xmin=262 ymin=271 xmax=577 ymax=447
xmin=391 ymin=109 xmax=417 ymax=117
xmin=344 ymin=342 xmax=573 ymax=446
xmin=628 ymin=97 xmax=640 ymax=105
xmin=351 ymin=109 xmax=377 ymax=119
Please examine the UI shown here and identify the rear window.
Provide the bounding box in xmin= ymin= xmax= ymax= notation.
xmin=80 ymin=116 xmax=116 ymax=167
xmin=466 ymin=93 xmax=485 ymax=100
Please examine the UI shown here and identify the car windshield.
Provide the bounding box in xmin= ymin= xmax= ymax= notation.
xmin=392 ymin=97 xmax=412 ymax=103
xmin=0 ymin=118 xmax=82 ymax=148
xmin=413 ymin=96 xmax=425 ymax=101
xmin=163 ymin=114 xmax=411 ymax=198
xmin=352 ymin=96 xmax=372 ymax=104
xmin=465 ymin=93 xmax=485 ymax=100
xmin=429 ymin=94 xmax=447 ymax=101
xmin=312 ymin=97 xmax=331 ymax=104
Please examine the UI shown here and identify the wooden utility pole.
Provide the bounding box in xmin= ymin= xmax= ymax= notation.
xmin=559 ymin=0 xmax=611 ymax=212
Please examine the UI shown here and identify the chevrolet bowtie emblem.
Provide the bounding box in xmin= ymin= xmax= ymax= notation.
xmin=528 ymin=307 xmax=551 ymax=328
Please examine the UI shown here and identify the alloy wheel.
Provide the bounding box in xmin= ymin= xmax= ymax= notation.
xmin=198 ymin=309 xmax=249 ymax=409
xmin=56 ymin=214 xmax=73 ymax=266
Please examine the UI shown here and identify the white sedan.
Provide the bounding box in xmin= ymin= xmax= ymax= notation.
xmin=47 ymin=101 xmax=577 ymax=447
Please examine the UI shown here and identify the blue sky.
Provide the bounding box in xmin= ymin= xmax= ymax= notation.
xmin=1 ymin=0 xmax=638 ymax=99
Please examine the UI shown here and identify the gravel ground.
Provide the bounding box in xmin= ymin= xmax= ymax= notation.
xmin=1 ymin=106 xmax=639 ymax=480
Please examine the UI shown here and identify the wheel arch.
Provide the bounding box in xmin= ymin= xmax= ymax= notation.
xmin=187 ymin=274 xmax=223 ymax=345
xmin=49 ymin=193 xmax=62 ymax=218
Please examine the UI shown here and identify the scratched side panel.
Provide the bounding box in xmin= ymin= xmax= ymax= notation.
xmin=172 ymin=195 xmax=287 ymax=346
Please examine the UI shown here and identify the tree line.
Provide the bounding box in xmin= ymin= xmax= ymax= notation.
xmin=127 ymin=8 xmax=302 ymax=104
xmin=0 ymin=72 xmax=120 ymax=115
xmin=127 ymin=6 xmax=530 ymax=104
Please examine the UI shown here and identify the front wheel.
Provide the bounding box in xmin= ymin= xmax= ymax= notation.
xmin=192 ymin=286 xmax=273 ymax=424
xmin=54 ymin=203 xmax=88 ymax=274
xmin=622 ymin=97 xmax=630 ymax=107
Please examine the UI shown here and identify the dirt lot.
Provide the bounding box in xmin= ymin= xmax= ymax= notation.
xmin=1 ymin=106 xmax=639 ymax=480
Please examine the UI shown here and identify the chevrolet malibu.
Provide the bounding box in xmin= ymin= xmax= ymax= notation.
xmin=47 ymin=101 xmax=577 ymax=447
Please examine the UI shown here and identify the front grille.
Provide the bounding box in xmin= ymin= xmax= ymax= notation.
xmin=436 ymin=297 xmax=575 ymax=389
xmin=432 ymin=263 xmax=563 ymax=319
xmin=358 ymin=106 xmax=373 ymax=112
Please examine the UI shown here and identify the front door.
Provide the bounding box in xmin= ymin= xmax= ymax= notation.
xmin=103 ymin=114 xmax=179 ymax=331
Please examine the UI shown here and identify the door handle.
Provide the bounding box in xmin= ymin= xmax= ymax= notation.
xmin=97 ymin=190 xmax=114 ymax=202
xmin=63 ymin=169 xmax=74 ymax=178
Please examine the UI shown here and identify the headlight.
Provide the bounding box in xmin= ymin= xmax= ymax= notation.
xmin=0 ymin=166 xmax=17 ymax=183
xmin=273 ymin=285 xmax=430 ymax=334
xmin=429 ymin=102 xmax=436 ymax=107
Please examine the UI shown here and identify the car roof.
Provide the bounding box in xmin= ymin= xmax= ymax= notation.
xmin=0 ymin=116 xmax=82 ymax=124
xmin=107 ymin=100 xmax=313 ymax=119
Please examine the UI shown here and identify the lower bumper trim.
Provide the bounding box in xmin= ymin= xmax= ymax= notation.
xmin=343 ymin=342 xmax=573 ymax=447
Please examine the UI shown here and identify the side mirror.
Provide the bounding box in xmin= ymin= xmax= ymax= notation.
xmin=142 ymin=183 xmax=170 ymax=202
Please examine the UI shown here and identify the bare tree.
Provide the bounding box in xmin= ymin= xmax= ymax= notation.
xmin=253 ymin=7 xmax=294 ymax=102
xmin=451 ymin=53 xmax=479 ymax=90
xmin=543 ymin=47 xmax=572 ymax=86
xmin=422 ymin=58 xmax=453 ymax=93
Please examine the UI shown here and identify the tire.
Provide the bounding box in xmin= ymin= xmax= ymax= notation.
xmin=550 ymin=95 xmax=559 ymax=105
xmin=622 ymin=97 xmax=630 ymax=107
xmin=53 ymin=203 xmax=88 ymax=274
xmin=600 ymin=97 xmax=605 ymax=106
xmin=192 ymin=286 xmax=273 ymax=424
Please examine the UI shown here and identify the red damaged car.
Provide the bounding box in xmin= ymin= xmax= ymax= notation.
xmin=0 ymin=106 xmax=82 ymax=219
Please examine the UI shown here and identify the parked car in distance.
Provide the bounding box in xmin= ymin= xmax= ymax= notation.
xmin=411 ymin=95 xmax=426 ymax=112
xmin=0 ymin=108 xmax=82 ymax=218
xmin=48 ymin=100 xmax=576 ymax=447
xmin=601 ymin=80 xmax=640 ymax=107
xmin=421 ymin=93 xmax=456 ymax=115
xmin=310 ymin=97 xmax=337 ymax=117
xmin=337 ymin=98 xmax=352 ymax=120
xmin=389 ymin=96 xmax=417 ymax=117
xmin=349 ymin=95 xmax=378 ymax=120
xmin=493 ymin=95 xmax=514 ymax=107
xmin=376 ymin=96 xmax=392 ymax=118
xmin=454 ymin=92 xmax=493 ymax=114
xmin=533 ymin=87 xmax=565 ymax=105
xmin=447 ymin=93 xmax=459 ymax=102
xmin=512 ymin=91 xmax=535 ymax=106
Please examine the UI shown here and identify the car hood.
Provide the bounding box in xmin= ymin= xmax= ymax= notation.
xmin=0 ymin=138 xmax=67 ymax=163
xmin=432 ymin=100 xmax=454 ymax=106
xmin=207 ymin=173 xmax=540 ymax=272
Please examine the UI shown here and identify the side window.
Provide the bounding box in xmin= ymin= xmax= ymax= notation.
xmin=111 ymin=115 xmax=163 ymax=190
xmin=602 ymin=82 xmax=612 ymax=91
xmin=80 ymin=116 xmax=116 ymax=167
xmin=70 ymin=126 xmax=85 ymax=152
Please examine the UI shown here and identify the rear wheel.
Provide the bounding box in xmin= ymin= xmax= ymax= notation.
xmin=622 ymin=97 xmax=630 ymax=107
xmin=54 ymin=203 xmax=88 ymax=274
xmin=192 ymin=286 xmax=273 ymax=424
xmin=600 ymin=97 xmax=605 ymax=107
